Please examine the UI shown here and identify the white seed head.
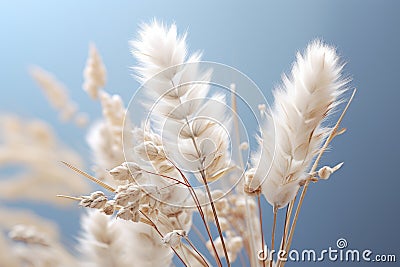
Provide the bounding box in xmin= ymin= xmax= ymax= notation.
xmin=109 ymin=164 xmax=131 ymax=181
xmin=90 ymin=195 xmax=107 ymax=209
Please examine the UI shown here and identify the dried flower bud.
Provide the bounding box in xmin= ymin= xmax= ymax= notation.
xmin=90 ymin=195 xmax=107 ymax=209
xmin=103 ymin=200 xmax=115 ymax=215
xmin=318 ymin=166 xmax=332 ymax=179
xmin=317 ymin=162 xmax=344 ymax=180
xmin=244 ymin=168 xmax=261 ymax=196
xmin=110 ymin=162 xmax=142 ymax=182
xmin=116 ymin=207 xmax=133 ymax=221
xmin=79 ymin=197 xmax=92 ymax=207
xmin=162 ymin=230 xmax=186 ymax=248
xmin=90 ymin=191 xmax=105 ymax=199
xmin=135 ymin=141 xmax=160 ymax=161
xmin=132 ymin=210 xmax=141 ymax=222
xmin=109 ymin=164 xmax=131 ymax=181
xmin=114 ymin=192 xmax=130 ymax=206
xmin=125 ymin=185 xmax=141 ymax=202
xmin=158 ymin=164 xmax=175 ymax=173
xmin=115 ymin=184 xmax=130 ymax=194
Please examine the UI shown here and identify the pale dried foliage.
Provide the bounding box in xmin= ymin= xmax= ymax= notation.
xmin=0 ymin=115 xmax=89 ymax=204
xmin=0 ymin=207 xmax=77 ymax=267
xmin=30 ymin=66 xmax=89 ymax=127
xmin=86 ymin=91 xmax=133 ymax=186
xmin=0 ymin=19 xmax=354 ymax=267
xmin=83 ymin=44 xmax=107 ymax=99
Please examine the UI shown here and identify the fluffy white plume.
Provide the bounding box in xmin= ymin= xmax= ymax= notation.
xmin=252 ymin=40 xmax=348 ymax=208
xmin=30 ymin=66 xmax=82 ymax=123
xmin=83 ymin=44 xmax=107 ymax=99
xmin=131 ymin=20 xmax=231 ymax=183
xmin=87 ymin=92 xmax=134 ymax=185
xmin=79 ymin=211 xmax=133 ymax=267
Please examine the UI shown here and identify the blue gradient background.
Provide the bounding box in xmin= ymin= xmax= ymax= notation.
xmin=1 ymin=0 xmax=399 ymax=266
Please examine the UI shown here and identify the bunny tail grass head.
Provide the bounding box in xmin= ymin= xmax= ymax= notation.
xmin=252 ymin=40 xmax=349 ymax=209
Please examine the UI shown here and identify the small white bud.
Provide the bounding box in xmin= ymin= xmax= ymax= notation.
xmin=162 ymin=230 xmax=186 ymax=248
xmin=317 ymin=162 xmax=344 ymax=180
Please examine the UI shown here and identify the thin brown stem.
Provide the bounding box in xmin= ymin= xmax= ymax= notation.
xmin=184 ymin=236 xmax=210 ymax=267
xmin=270 ymin=206 xmax=278 ymax=267
xmin=279 ymin=204 xmax=290 ymax=253
xmin=168 ymin=79 xmax=227 ymax=266
xmin=142 ymin=169 xmax=189 ymax=187
xmin=280 ymin=89 xmax=356 ymax=267
xmin=175 ymin=216 xmax=209 ymax=267
xmin=139 ymin=210 xmax=188 ymax=267
xmin=168 ymin=159 xmax=223 ymax=267
xmin=202 ymin=173 xmax=231 ymax=267
xmin=258 ymin=195 xmax=266 ymax=267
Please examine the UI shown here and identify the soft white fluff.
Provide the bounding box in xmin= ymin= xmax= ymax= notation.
xmin=253 ymin=40 xmax=347 ymax=209
xmin=79 ymin=211 xmax=133 ymax=267
xmin=131 ymin=20 xmax=231 ymax=182
xmin=83 ymin=44 xmax=107 ymax=99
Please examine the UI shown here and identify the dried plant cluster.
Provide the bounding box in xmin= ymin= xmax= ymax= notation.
xmin=0 ymin=20 xmax=355 ymax=267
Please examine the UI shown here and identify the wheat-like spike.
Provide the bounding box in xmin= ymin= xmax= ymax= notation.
xmin=56 ymin=195 xmax=83 ymax=201
xmin=61 ymin=161 xmax=116 ymax=192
